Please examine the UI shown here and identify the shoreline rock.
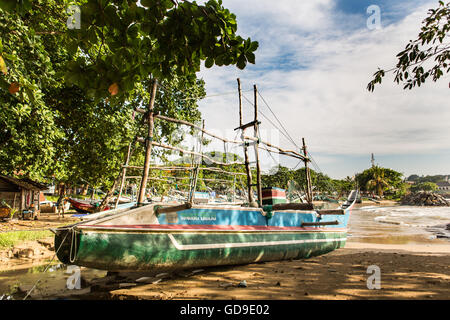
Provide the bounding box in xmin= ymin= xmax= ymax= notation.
xmin=401 ymin=192 xmax=450 ymax=207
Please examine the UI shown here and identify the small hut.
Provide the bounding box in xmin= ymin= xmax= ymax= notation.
xmin=0 ymin=175 xmax=48 ymax=218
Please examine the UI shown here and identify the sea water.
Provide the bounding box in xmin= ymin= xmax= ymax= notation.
xmin=348 ymin=205 xmax=450 ymax=243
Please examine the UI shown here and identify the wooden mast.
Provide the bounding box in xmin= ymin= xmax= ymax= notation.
xmin=137 ymin=78 xmax=158 ymax=205
xmin=188 ymin=120 xmax=205 ymax=205
xmin=302 ymin=137 xmax=313 ymax=204
xmin=237 ymin=78 xmax=255 ymax=205
xmin=253 ymin=84 xmax=263 ymax=207
xmin=115 ymin=142 xmax=132 ymax=208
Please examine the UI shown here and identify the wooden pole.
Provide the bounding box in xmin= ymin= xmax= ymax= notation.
xmin=302 ymin=137 xmax=313 ymax=204
xmin=253 ymin=84 xmax=263 ymax=208
xmin=115 ymin=142 xmax=132 ymax=208
xmin=188 ymin=120 xmax=205 ymax=204
xmin=237 ymin=78 xmax=243 ymax=127
xmin=237 ymin=79 xmax=254 ymax=205
xmin=138 ymin=78 xmax=158 ymax=204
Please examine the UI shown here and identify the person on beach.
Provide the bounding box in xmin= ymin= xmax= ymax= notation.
xmin=56 ymin=184 xmax=66 ymax=219
xmin=56 ymin=197 xmax=65 ymax=219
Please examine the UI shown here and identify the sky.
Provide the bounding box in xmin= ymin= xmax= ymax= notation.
xmin=192 ymin=0 xmax=450 ymax=179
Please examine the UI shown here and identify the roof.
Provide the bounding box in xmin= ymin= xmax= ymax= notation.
xmin=0 ymin=175 xmax=48 ymax=191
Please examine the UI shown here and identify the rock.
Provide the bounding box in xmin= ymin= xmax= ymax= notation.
xmin=237 ymin=280 xmax=247 ymax=288
xmin=275 ymin=281 xmax=281 ymax=286
xmin=18 ymin=285 xmax=34 ymax=293
xmin=401 ymin=192 xmax=450 ymax=207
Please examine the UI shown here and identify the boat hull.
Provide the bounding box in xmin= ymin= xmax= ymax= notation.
xmin=55 ymin=199 xmax=355 ymax=271
xmin=55 ymin=227 xmax=346 ymax=271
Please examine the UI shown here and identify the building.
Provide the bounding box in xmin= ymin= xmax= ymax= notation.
xmin=436 ymin=181 xmax=450 ymax=192
xmin=0 ymin=175 xmax=48 ymax=216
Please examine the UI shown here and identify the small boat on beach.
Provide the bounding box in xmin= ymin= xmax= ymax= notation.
xmin=67 ymin=198 xmax=110 ymax=214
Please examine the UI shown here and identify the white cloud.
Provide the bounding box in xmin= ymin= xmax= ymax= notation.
xmin=196 ymin=0 xmax=450 ymax=176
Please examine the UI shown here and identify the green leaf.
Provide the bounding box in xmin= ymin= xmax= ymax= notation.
xmin=204 ymin=57 xmax=214 ymax=68
xmin=237 ymin=56 xmax=246 ymax=70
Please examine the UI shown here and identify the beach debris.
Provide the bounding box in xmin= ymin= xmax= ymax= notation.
xmin=135 ymin=276 xmax=153 ymax=283
xmin=276 ymin=281 xmax=281 ymax=286
xmin=119 ymin=283 xmax=137 ymax=289
xmin=189 ymin=269 xmax=204 ymax=276
xmin=237 ymin=280 xmax=247 ymax=288
xmin=155 ymin=272 xmax=170 ymax=279
xmin=401 ymin=192 xmax=449 ymax=207
xmin=152 ymin=278 xmax=163 ymax=285
xmin=219 ymin=282 xmax=234 ymax=288
xmin=18 ymin=284 xmax=34 ymax=293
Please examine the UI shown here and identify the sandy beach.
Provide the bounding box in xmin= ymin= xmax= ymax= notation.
xmin=1 ymin=204 xmax=449 ymax=300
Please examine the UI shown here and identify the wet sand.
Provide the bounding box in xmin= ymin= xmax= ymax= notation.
xmin=1 ymin=204 xmax=449 ymax=300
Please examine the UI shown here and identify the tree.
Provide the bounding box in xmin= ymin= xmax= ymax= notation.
xmin=410 ymin=181 xmax=439 ymax=192
xmin=62 ymin=0 xmax=258 ymax=101
xmin=367 ymin=1 xmax=449 ymax=91
xmin=0 ymin=0 xmax=258 ymax=191
xmin=356 ymin=166 xmax=404 ymax=197
xmin=0 ymin=1 xmax=71 ymax=179
xmin=366 ymin=166 xmax=389 ymax=196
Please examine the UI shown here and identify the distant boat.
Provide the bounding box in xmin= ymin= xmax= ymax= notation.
xmin=67 ymin=198 xmax=110 ymax=214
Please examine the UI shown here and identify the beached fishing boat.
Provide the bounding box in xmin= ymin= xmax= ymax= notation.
xmin=54 ymin=79 xmax=357 ymax=272
xmin=54 ymin=197 xmax=355 ymax=271
xmin=67 ymin=198 xmax=110 ymax=214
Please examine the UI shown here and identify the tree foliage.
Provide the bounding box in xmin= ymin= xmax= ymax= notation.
xmin=368 ymin=1 xmax=449 ymax=91
xmin=410 ymin=181 xmax=439 ymax=193
xmin=356 ymin=166 xmax=404 ymax=196
xmin=62 ymin=0 xmax=258 ymax=101
xmin=0 ymin=0 xmax=258 ymax=192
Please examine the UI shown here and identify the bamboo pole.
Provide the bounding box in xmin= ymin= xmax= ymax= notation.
xmin=239 ymin=81 xmax=255 ymax=205
xmin=188 ymin=120 xmax=205 ymax=204
xmin=242 ymin=135 xmax=306 ymax=160
xmin=302 ymin=137 xmax=313 ymax=204
xmin=253 ymin=84 xmax=263 ymax=208
xmin=138 ymin=79 xmax=158 ymax=204
xmin=115 ymin=142 xmax=132 ymax=208
xmin=155 ymin=114 xmax=241 ymax=144
xmin=237 ymin=78 xmax=243 ymax=127
xmin=122 ymin=165 xmax=247 ymax=176
xmin=136 ymin=139 xmax=245 ymax=166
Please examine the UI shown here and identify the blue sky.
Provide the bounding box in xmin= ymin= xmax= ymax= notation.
xmin=195 ymin=0 xmax=450 ymax=179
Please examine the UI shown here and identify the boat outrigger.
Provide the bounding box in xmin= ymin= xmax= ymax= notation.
xmin=54 ymin=79 xmax=357 ymax=272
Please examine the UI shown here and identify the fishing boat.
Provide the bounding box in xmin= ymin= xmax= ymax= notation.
xmin=67 ymin=198 xmax=110 ymax=214
xmin=54 ymin=79 xmax=357 ymax=272
xmin=54 ymin=197 xmax=355 ymax=271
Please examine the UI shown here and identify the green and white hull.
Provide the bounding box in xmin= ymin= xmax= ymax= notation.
xmin=55 ymin=201 xmax=354 ymax=271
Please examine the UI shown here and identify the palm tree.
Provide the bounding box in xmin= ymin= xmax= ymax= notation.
xmin=366 ymin=166 xmax=389 ymax=197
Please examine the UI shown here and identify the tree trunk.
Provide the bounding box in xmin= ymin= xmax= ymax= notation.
xmin=96 ymin=178 xmax=120 ymax=212
xmin=81 ymin=184 xmax=89 ymax=196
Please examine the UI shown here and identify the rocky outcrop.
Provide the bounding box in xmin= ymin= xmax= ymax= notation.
xmin=401 ymin=192 xmax=450 ymax=206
